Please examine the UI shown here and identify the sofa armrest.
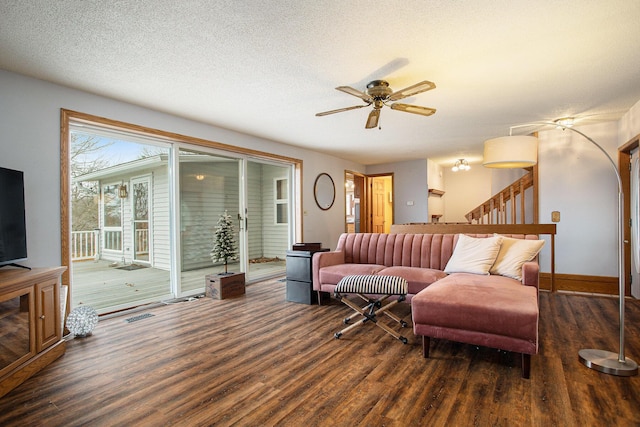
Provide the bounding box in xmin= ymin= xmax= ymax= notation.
xmin=312 ymin=251 xmax=345 ymax=291
xmin=521 ymin=261 xmax=539 ymax=291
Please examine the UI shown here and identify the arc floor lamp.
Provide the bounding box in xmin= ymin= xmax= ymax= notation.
xmin=483 ymin=120 xmax=638 ymax=377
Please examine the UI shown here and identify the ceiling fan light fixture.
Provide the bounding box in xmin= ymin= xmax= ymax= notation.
xmin=366 ymin=80 xmax=392 ymax=98
xmin=452 ymin=159 xmax=470 ymax=172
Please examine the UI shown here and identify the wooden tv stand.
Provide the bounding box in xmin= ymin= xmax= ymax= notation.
xmin=0 ymin=266 xmax=67 ymax=398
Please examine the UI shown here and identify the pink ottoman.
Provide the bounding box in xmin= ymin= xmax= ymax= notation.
xmin=411 ymin=273 xmax=539 ymax=378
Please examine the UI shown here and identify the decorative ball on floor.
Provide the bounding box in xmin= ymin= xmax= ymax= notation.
xmin=66 ymin=305 xmax=99 ymax=338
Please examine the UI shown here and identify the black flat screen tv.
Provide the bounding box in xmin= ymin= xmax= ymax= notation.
xmin=0 ymin=167 xmax=28 ymax=267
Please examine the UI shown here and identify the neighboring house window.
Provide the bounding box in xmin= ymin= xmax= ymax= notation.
xmin=275 ymin=178 xmax=288 ymax=224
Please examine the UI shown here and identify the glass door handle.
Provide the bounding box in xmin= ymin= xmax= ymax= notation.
xmin=238 ymin=213 xmax=247 ymax=230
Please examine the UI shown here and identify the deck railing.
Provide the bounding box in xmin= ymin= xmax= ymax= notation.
xmin=72 ymin=230 xmax=99 ymax=261
xmin=71 ymin=229 xmax=149 ymax=261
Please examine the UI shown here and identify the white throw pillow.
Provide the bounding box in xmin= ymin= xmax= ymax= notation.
xmin=490 ymin=235 xmax=545 ymax=280
xmin=444 ymin=234 xmax=503 ymax=275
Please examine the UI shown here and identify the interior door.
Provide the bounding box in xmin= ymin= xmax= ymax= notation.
xmin=372 ymin=177 xmax=386 ymax=233
xmin=370 ymin=174 xmax=393 ymax=233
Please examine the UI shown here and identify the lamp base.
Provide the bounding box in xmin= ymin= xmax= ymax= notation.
xmin=578 ymin=349 xmax=638 ymax=376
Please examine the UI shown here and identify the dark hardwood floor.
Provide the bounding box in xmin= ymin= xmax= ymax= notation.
xmin=0 ymin=277 xmax=639 ymax=426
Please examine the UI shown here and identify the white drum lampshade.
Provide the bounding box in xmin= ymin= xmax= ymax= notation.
xmin=482 ymin=135 xmax=538 ymax=168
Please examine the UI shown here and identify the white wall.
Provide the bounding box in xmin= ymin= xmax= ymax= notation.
xmin=443 ymin=164 xmax=493 ymax=223
xmin=538 ymin=122 xmax=619 ymax=276
xmin=426 ymin=159 xmax=444 ymax=220
xmin=367 ymin=159 xmax=428 ymax=224
xmin=0 ymin=70 xmax=362 ymax=267
xmin=618 ymin=98 xmax=640 ymax=144
xmin=302 ymin=151 xmax=362 ymax=249
xmin=619 ymin=98 xmax=640 ymax=298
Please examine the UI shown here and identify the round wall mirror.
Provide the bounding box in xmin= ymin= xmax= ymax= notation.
xmin=314 ymin=173 xmax=335 ymax=210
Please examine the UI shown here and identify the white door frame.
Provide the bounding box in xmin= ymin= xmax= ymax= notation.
xmin=131 ymin=174 xmax=153 ymax=266
xmin=631 ymin=150 xmax=640 ymax=298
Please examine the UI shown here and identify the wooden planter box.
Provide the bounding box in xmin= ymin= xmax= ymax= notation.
xmin=205 ymin=273 xmax=245 ymax=299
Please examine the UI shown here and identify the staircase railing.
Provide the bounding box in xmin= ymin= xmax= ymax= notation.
xmin=465 ymin=168 xmax=536 ymax=224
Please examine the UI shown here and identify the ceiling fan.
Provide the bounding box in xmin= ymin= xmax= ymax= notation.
xmin=316 ymin=79 xmax=436 ymax=129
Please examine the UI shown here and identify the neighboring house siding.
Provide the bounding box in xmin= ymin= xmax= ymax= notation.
xmin=181 ymin=161 xmax=240 ymax=271
xmin=97 ymin=168 xmax=169 ymax=268
xmin=260 ymin=165 xmax=288 ymax=259
xmin=247 ymin=162 xmax=264 ymax=261
xmin=153 ymin=169 xmax=171 ymax=271
xmin=93 ymin=158 xmax=288 ymax=272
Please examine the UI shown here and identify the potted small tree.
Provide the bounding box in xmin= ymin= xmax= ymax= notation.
xmin=206 ymin=210 xmax=245 ymax=299
xmin=210 ymin=210 xmax=238 ymax=274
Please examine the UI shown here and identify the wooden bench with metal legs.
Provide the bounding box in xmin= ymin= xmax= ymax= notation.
xmin=333 ymin=275 xmax=409 ymax=344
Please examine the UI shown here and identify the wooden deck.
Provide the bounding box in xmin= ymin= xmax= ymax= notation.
xmin=71 ymin=259 xmax=285 ymax=314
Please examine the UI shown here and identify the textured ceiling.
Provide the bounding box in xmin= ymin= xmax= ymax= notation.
xmin=1 ymin=0 xmax=639 ymax=166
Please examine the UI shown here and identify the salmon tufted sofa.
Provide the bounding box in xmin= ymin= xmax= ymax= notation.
xmin=312 ymin=232 xmax=542 ymax=378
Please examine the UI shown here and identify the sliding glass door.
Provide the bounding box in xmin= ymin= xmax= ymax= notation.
xmin=178 ymin=149 xmax=242 ymax=294
xmin=179 ymin=151 xmax=291 ymax=291
xmin=67 ymin=116 xmax=295 ymax=314
xmin=245 ymin=160 xmax=291 ymax=281
xmin=69 ymin=128 xmax=173 ymax=313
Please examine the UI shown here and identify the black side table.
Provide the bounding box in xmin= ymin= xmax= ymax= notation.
xmin=286 ymin=247 xmax=328 ymax=304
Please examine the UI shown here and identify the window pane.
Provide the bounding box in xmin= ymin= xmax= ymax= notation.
xmin=103 ymin=184 xmax=121 ymax=227
xmin=276 ymin=203 xmax=288 ymax=224
xmin=103 ymin=230 xmax=122 ymax=251
xmin=132 ymin=181 xmax=149 ymax=221
xmin=276 ymin=178 xmax=288 ymax=200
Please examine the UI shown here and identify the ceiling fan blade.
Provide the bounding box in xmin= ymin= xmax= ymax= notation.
xmin=336 ymin=86 xmax=373 ymax=102
xmin=316 ymin=104 xmax=367 ymax=116
xmin=390 ymin=103 xmax=436 ymax=116
xmin=388 ymin=80 xmax=436 ymax=101
xmin=365 ymin=109 xmax=380 ymax=129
